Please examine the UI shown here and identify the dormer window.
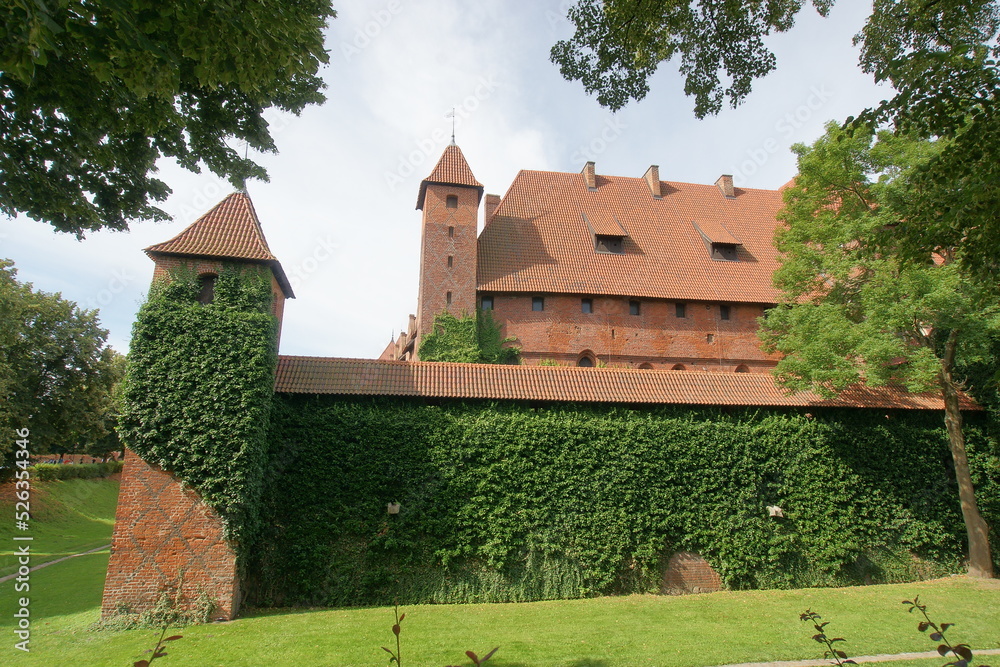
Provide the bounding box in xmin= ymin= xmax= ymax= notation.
xmin=595 ymin=235 xmax=624 ymax=254
xmin=693 ymin=220 xmax=742 ymax=261
xmin=582 ymin=212 xmax=627 ymax=255
xmin=711 ymin=243 xmax=739 ymax=261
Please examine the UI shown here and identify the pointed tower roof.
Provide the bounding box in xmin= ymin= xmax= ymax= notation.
xmin=145 ymin=192 xmax=294 ymax=298
xmin=416 ymin=144 xmax=484 ymax=210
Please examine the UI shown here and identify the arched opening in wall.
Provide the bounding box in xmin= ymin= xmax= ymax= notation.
xmin=638 ymin=363 xmax=653 ymax=369
xmin=446 ymin=195 xmax=458 ymax=208
xmin=671 ymin=364 xmax=686 ymax=371
xmin=198 ymin=273 xmax=217 ymax=305
xmin=734 ymin=364 xmax=749 ymax=373
xmin=577 ymin=351 xmax=596 ymax=367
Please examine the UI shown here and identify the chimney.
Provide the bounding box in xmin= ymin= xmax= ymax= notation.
xmin=715 ymin=174 xmax=735 ymax=198
xmin=644 ymin=165 xmax=661 ymax=198
xmin=484 ymin=193 xmax=500 ymax=223
xmin=582 ymin=161 xmax=596 ymax=190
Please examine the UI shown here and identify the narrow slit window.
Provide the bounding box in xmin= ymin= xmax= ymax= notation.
xmin=448 ymin=226 xmax=454 ymax=238
xmin=447 ymin=256 xmax=453 ymax=268
xmin=446 ymin=291 xmax=452 ymax=306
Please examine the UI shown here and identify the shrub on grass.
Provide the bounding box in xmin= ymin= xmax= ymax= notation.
xmin=31 ymin=461 xmax=123 ymax=481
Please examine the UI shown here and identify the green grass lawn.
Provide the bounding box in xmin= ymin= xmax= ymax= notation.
xmin=1 ymin=477 xmax=998 ymax=666
xmin=0 ymin=552 xmax=997 ymax=667
xmin=0 ymin=477 xmax=119 ymax=577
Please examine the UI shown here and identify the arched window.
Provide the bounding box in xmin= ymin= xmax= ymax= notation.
xmin=198 ymin=273 xmax=217 ymax=304
xmin=638 ymin=363 xmax=653 ymax=369
xmin=577 ymin=350 xmax=596 ymax=367
xmin=734 ymin=364 xmax=750 ymax=373
xmin=671 ymin=363 xmax=686 ymax=371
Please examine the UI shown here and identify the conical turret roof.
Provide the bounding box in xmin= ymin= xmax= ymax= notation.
xmin=416 ymin=144 xmax=484 ymax=209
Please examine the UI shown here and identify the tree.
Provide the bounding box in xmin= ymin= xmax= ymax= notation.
xmin=1 ymin=0 xmax=335 ymax=236
xmin=551 ymin=0 xmax=1000 ymax=282
xmin=0 ymin=259 xmax=120 ymax=470
xmin=758 ymin=123 xmax=999 ymax=578
xmin=419 ymin=311 xmax=520 ymax=364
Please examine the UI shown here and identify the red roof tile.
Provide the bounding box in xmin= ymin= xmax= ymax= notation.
xmin=145 ymin=192 xmax=294 ymax=298
xmin=478 ymin=170 xmax=785 ymax=303
xmin=417 ymin=144 xmax=484 ymax=209
xmin=274 ymin=356 xmax=977 ymax=410
xmin=583 ymin=211 xmax=627 ymax=236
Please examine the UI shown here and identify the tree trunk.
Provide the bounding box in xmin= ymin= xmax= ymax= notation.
xmin=939 ymin=331 xmax=994 ymax=578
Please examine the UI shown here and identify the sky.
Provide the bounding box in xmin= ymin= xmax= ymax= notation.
xmin=0 ymin=0 xmax=891 ymax=359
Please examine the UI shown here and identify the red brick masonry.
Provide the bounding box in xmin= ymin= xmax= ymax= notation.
xmin=663 ymin=552 xmax=723 ymax=594
xmin=101 ymin=450 xmax=240 ymax=620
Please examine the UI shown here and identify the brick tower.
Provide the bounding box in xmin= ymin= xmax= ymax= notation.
xmin=101 ymin=192 xmax=292 ymax=621
xmin=414 ymin=143 xmax=483 ymax=358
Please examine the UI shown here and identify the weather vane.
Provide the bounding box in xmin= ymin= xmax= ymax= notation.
xmin=445 ymin=107 xmax=456 ymax=145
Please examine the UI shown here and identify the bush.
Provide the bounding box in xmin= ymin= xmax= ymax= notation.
xmin=31 ymin=461 xmax=123 ymax=481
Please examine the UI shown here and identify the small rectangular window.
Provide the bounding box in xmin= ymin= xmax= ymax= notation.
xmin=581 ymin=298 xmax=593 ymax=314
xmin=675 ymin=303 xmax=686 ymax=318
xmin=629 ymin=300 xmax=640 ymax=316
xmin=481 ymin=295 xmax=494 ymax=311
xmin=446 ymin=195 xmax=458 ymax=208
xmin=532 ymin=296 xmax=544 ymax=312
xmin=720 ymin=304 xmax=731 ymax=321
xmin=447 ymin=256 xmax=453 ymax=268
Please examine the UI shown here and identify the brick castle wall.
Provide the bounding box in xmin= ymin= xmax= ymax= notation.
xmin=101 ymin=450 xmax=240 ymax=620
xmin=486 ymin=293 xmax=779 ymax=370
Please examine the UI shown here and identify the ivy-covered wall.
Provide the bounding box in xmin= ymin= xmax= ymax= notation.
xmin=118 ymin=265 xmax=278 ymax=553
xmin=246 ymin=396 xmax=999 ymax=607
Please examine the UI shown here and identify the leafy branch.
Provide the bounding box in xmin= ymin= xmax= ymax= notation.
xmin=801 ymin=609 xmax=856 ymax=666
xmin=903 ymin=596 xmax=992 ymax=667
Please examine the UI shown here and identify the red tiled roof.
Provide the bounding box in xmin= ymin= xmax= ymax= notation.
xmin=145 ymin=192 xmax=294 ymax=298
xmin=417 ymin=144 xmax=484 ymax=209
xmin=478 ymin=170 xmax=785 ymax=303
xmin=583 ymin=211 xmax=626 ymax=236
xmin=693 ymin=219 xmax=741 ymax=245
xmin=274 ymin=356 xmax=977 ymax=410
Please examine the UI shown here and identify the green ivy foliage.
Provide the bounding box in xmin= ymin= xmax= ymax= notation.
xmin=419 ymin=311 xmax=520 ymax=364
xmin=118 ymin=264 xmax=278 ymax=551
xmin=247 ymin=398 xmax=999 ymax=607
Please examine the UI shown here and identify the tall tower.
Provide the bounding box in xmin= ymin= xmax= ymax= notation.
xmin=414 ymin=144 xmax=483 ymax=358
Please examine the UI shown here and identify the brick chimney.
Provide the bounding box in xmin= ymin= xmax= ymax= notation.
xmin=484 ymin=194 xmax=500 ymax=224
xmin=582 ymin=161 xmax=596 ymax=190
xmin=644 ymin=165 xmax=662 ymax=198
xmin=715 ymin=174 xmax=735 ymax=198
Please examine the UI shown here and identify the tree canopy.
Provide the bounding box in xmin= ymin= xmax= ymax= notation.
xmin=551 ymin=0 xmax=1000 ymax=282
xmin=1 ymin=0 xmax=335 ymax=236
xmin=0 ymin=259 xmax=121 ymax=467
xmin=759 ymin=123 xmax=999 ymax=577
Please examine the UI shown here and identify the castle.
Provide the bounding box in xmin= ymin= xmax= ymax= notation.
xmin=386 ymin=143 xmax=786 ymax=371
xmin=100 ymin=145 xmax=973 ymax=621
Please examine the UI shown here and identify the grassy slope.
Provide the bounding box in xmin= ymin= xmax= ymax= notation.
xmin=0 ymin=477 xmax=997 ymax=666
xmin=0 ymin=557 xmax=997 ymax=667
xmin=0 ymin=477 xmax=120 ymax=577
